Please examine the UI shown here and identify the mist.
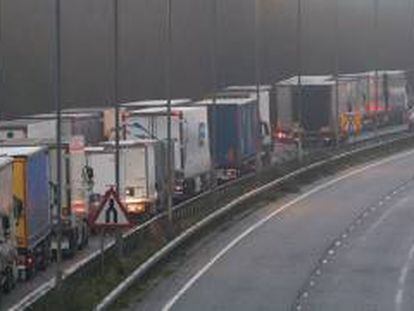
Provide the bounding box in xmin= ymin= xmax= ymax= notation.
xmin=1 ymin=0 xmax=414 ymax=115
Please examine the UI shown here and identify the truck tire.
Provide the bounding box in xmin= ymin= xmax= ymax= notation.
xmin=184 ymin=178 xmax=196 ymax=196
xmin=3 ymin=268 xmax=13 ymax=294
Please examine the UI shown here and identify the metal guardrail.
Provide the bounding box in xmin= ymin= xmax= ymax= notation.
xmin=94 ymin=131 xmax=414 ymax=310
xmin=15 ymin=129 xmax=414 ymax=311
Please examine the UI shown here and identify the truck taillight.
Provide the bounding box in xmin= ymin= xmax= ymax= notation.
xmin=72 ymin=201 xmax=86 ymax=214
xmin=276 ymin=131 xmax=286 ymax=140
xmin=226 ymin=169 xmax=238 ymax=179
xmin=127 ymin=202 xmax=146 ymax=214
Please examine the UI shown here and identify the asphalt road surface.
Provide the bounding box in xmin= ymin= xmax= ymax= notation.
xmin=121 ymin=148 xmax=414 ymax=311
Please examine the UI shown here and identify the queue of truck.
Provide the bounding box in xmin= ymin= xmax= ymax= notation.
xmin=0 ymin=69 xmax=410 ymax=296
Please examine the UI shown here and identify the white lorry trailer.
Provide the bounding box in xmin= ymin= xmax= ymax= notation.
xmin=125 ymin=106 xmax=212 ymax=201
xmin=121 ymin=99 xmax=192 ymax=111
xmin=0 ymin=113 xmax=103 ymax=144
xmin=85 ymin=140 xmax=168 ymax=219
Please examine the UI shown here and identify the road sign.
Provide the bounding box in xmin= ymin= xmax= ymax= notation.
xmin=92 ymin=187 xmax=131 ymax=228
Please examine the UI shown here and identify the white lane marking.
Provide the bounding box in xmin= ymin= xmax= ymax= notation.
xmin=395 ymin=242 xmax=414 ymax=311
xmin=162 ymin=149 xmax=414 ymax=311
xmin=363 ymin=196 xmax=411 ymax=242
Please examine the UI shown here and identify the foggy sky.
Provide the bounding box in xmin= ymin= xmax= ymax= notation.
xmin=1 ymin=0 xmax=414 ymax=115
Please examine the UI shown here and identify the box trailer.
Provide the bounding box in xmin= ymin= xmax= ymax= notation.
xmin=219 ymin=85 xmax=274 ymax=163
xmin=0 ymin=112 xmax=103 ymax=144
xmin=121 ymin=99 xmax=191 ymax=111
xmin=0 ymin=147 xmax=51 ymax=281
xmin=28 ymin=112 xmax=104 ymax=144
xmin=125 ymin=106 xmax=212 ymax=199
xmin=0 ymin=119 xmax=38 ymax=141
xmin=194 ymin=98 xmax=259 ymax=181
xmin=62 ymin=107 xmax=126 ymax=141
xmin=85 ymin=140 xmax=167 ymax=218
xmin=0 ymin=139 xmax=89 ymax=258
xmin=342 ymin=70 xmax=408 ymax=130
xmin=0 ymin=157 xmax=17 ymax=292
xmin=274 ymin=75 xmax=359 ymax=144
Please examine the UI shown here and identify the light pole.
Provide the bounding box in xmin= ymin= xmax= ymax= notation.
xmin=333 ymin=0 xmax=340 ymax=146
xmin=53 ymin=0 xmax=63 ymax=286
xmin=296 ymin=0 xmax=303 ymax=161
xmin=373 ymin=0 xmax=379 ymax=137
xmin=411 ymin=0 xmax=414 ymax=71
xmin=166 ymin=0 xmax=173 ymax=222
xmin=210 ymin=0 xmax=218 ymax=185
xmin=0 ymin=0 xmax=3 ymax=120
xmin=254 ymin=0 xmax=263 ymax=170
xmin=113 ymin=0 xmax=120 ymax=194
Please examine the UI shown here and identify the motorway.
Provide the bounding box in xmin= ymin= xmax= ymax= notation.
xmin=120 ymin=148 xmax=414 ymax=311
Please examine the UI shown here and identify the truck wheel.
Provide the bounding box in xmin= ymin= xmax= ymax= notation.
xmin=3 ymin=268 xmax=13 ymax=293
xmin=83 ymin=223 xmax=89 ymax=248
xmin=184 ymin=179 xmax=196 ymax=196
xmin=25 ymin=268 xmax=33 ymax=281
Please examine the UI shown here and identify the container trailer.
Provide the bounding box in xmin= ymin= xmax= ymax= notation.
xmin=85 ymin=140 xmax=168 ymax=219
xmin=125 ymin=106 xmax=212 ymax=200
xmin=0 ymin=157 xmax=17 ymax=292
xmin=194 ymin=98 xmax=259 ymax=182
xmin=0 ymin=147 xmax=51 ymax=281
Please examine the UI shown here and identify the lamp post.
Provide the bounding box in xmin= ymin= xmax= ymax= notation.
xmin=373 ymin=0 xmax=379 ymax=137
xmin=166 ymin=0 xmax=173 ymax=222
xmin=254 ymin=0 xmax=263 ymax=170
xmin=333 ymin=0 xmax=340 ymax=146
xmin=0 ymin=0 xmax=3 ymax=119
xmin=296 ymin=0 xmax=303 ymax=161
xmin=113 ymin=0 xmax=120 ymax=194
xmin=209 ymin=0 xmax=219 ymax=186
xmin=53 ymin=0 xmax=63 ymax=286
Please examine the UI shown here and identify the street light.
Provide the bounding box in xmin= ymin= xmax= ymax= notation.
xmin=210 ymin=0 xmax=219 ymax=186
xmin=113 ymin=0 xmax=120 ymax=194
xmin=296 ymin=0 xmax=303 ymax=161
xmin=333 ymin=0 xmax=340 ymax=146
xmin=53 ymin=0 xmax=63 ymax=286
xmin=254 ymin=0 xmax=263 ymax=170
xmin=373 ymin=0 xmax=379 ymax=137
xmin=0 ymin=0 xmax=3 ymax=120
xmin=166 ymin=0 xmax=173 ymax=222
